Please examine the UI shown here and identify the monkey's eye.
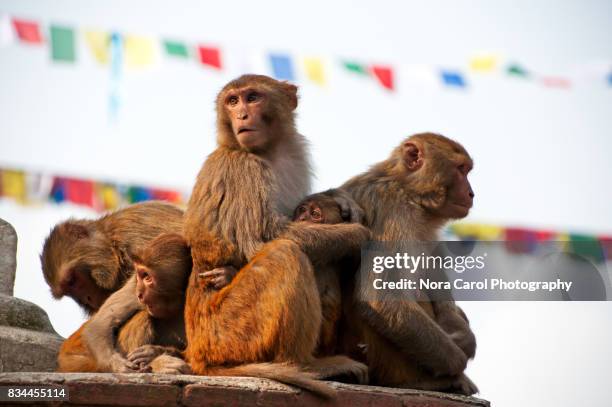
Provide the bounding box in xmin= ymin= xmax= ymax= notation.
xmin=298 ymin=205 xmax=307 ymax=213
xmin=246 ymin=92 xmax=260 ymax=102
xmin=311 ymin=209 xmax=322 ymax=220
xmin=227 ymin=95 xmax=239 ymax=106
xmin=458 ymin=164 xmax=468 ymax=175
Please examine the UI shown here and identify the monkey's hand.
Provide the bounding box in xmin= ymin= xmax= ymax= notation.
xmin=127 ymin=345 xmax=172 ymax=369
xmin=109 ymin=353 xmax=140 ymax=373
xmin=198 ymin=266 xmax=238 ymax=290
xmin=149 ymin=354 xmax=192 ymax=375
xmin=324 ymin=188 xmax=365 ymax=223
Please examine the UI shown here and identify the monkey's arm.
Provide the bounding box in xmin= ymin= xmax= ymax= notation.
xmin=356 ymin=298 xmax=468 ymax=376
xmin=433 ymin=301 xmax=476 ymax=359
xmin=82 ymin=276 xmax=143 ymax=372
xmin=282 ymin=222 xmax=370 ymax=264
xmin=320 ymin=188 xmax=365 ymax=223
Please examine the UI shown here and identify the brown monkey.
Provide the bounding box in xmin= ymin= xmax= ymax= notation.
xmin=292 ymin=191 xmax=358 ymax=356
xmin=338 ymin=133 xmax=478 ymax=394
xmin=81 ymin=75 xmax=370 ymax=381
xmin=41 ymin=201 xmax=184 ymax=315
xmin=183 ymin=74 xmax=368 ymax=381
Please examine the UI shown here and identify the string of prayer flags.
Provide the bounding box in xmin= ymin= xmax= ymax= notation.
xmin=50 ymin=25 xmax=76 ymax=62
xmin=123 ymin=35 xmax=157 ymax=68
xmin=269 ymin=54 xmax=295 ymax=81
xmin=470 ymin=55 xmax=498 ymax=72
xmin=0 ymin=167 xmax=186 ymax=211
xmin=441 ymin=70 xmax=466 ymax=88
xmin=371 ymin=65 xmax=394 ymax=91
xmin=12 ymin=18 xmax=43 ymax=44
xmin=163 ymin=40 xmax=189 ymax=58
xmin=198 ymin=45 xmax=222 ymax=69
xmin=303 ymin=57 xmax=326 ymax=86
xmin=84 ymin=30 xmax=110 ymax=64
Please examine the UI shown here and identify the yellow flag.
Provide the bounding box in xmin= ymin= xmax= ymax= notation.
xmin=303 ymin=57 xmax=325 ymax=86
xmin=84 ymin=30 xmax=110 ymax=64
xmin=2 ymin=170 xmax=27 ymax=202
xmin=124 ymin=35 xmax=157 ymax=68
xmin=451 ymin=223 xmax=503 ymax=241
xmin=469 ymin=55 xmax=497 ymax=72
xmin=99 ymin=184 xmax=120 ymax=210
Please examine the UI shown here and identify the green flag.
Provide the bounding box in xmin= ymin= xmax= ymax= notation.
xmin=343 ymin=61 xmax=369 ymax=75
xmin=507 ymin=64 xmax=528 ymax=77
xmin=50 ymin=25 xmax=75 ymax=62
xmin=164 ymin=40 xmax=189 ymax=58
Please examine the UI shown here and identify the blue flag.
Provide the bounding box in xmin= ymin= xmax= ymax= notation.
xmin=441 ymin=70 xmax=466 ymax=87
xmin=269 ymin=54 xmax=295 ymax=81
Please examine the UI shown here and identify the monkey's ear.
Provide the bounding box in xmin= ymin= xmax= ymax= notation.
xmin=402 ymin=142 xmax=424 ymax=171
xmin=282 ymin=82 xmax=298 ymax=110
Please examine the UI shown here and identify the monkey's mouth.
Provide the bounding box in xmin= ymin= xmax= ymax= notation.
xmin=237 ymin=127 xmax=257 ymax=135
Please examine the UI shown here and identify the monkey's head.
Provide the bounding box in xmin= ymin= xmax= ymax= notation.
xmin=134 ymin=233 xmax=191 ymax=319
xmin=216 ymin=74 xmax=298 ymax=153
xmin=293 ymin=193 xmax=346 ymax=224
xmin=41 ymin=221 xmax=120 ymax=314
xmin=392 ymin=133 xmax=474 ymax=220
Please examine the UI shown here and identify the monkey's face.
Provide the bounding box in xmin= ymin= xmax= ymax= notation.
xmin=293 ymin=198 xmax=344 ymax=224
xmin=59 ymin=265 xmax=112 ymax=314
xmin=135 ymin=265 xmax=159 ymax=316
xmin=224 ymin=87 xmax=271 ymax=151
xmin=401 ymin=137 xmax=474 ymax=220
xmin=438 ymin=161 xmax=474 ymax=219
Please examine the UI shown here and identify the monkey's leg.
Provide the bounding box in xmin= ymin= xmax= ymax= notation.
xmin=184 ymin=239 xmax=322 ymax=372
xmin=57 ymin=323 xmax=100 ymax=373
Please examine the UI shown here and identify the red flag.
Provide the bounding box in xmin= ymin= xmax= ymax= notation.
xmin=65 ymin=178 xmax=95 ymax=207
xmin=504 ymin=227 xmax=536 ymax=254
xmin=371 ymin=65 xmax=394 ymax=90
xmin=12 ymin=19 xmax=43 ymax=44
xmin=198 ymin=46 xmax=221 ymax=69
xmin=541 ymin=77 xmax=571 ymax=88
xmin=151 ymin=188 xmax=182 ymax=203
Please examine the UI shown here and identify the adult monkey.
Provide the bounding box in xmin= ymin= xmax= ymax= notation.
xmin=82 ymin=75 xmax=369 ymax=379
xmin=41 ymin=201 xmax=184 ymax=314
xmin=337 ymin=133 xmax=478 ymax=394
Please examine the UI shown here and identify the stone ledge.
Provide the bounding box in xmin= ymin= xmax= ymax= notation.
xmin=0 ymin=372 xmax=490 ymax=406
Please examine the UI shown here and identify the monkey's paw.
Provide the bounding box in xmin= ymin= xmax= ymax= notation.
xmin=198 ymin=266 xmax=237 ymax=290
xmin=449 ymin=373 xmax=479 ymax=396
xmin=150 ymin=354 xmax=192 ymax=375
xmin=109 ymin=353 xmax=140 ymax=373
xmin=127 ymin=345 xmax=166 ymax=367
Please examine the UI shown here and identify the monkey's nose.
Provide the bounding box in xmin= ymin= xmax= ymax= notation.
xmin=469 ymin=191 xmax=475 ymax=198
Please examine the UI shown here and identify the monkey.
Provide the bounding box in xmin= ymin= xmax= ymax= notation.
xmin=41 ymin=201 xmax=184 ymax=315
xmin=292 ymin=191 xmax=360 ymax=356
xmin=335 ymin=132 xmax=478 ymax=394
xmin=80 ymin=75 xmax=370 ymax=382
